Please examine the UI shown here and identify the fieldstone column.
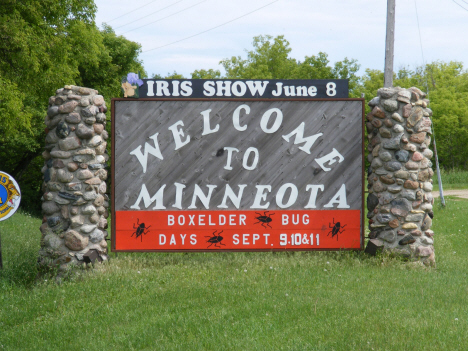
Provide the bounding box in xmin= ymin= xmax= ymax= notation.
xmin=38 ymin=85 xmax=109 ymax=273
xmin=365 ymin=87 xmax=435 ymax=266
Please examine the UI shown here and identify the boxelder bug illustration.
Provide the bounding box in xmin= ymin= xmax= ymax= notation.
xmin=205 ymin=230 xmax=225 ymax=248
xmin=254 ymin=211 xmax=275 ymax=229
xmin=327 ymin=218 xmax=346 ymax=241
xmin=131 ymin=218 xmax=151 ymax=242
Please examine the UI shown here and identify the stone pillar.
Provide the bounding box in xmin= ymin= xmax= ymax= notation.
xmin=38 ymin=85 xmax=109 ymax=273
xmin=366 ymin=87 xmax=435 ymax=266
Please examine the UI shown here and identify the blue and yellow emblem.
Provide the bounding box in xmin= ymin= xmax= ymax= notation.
xmin=0 ymin=171 xmax=21 ymax=221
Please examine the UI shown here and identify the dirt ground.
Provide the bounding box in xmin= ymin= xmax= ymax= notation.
xmin=432 ymin=189 xmax=468 ymax=199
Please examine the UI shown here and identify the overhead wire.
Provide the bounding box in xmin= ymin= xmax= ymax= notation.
xmin=104 ymin=0 xmax=160 ymax=23
xmin=142 ymin=0 xmax=280 ymax=53
xmin=120 ymin=0 xmax=208 ymax=34
xmin=414 ymin=0 xmax=446 ymax=206
xmin=114 ymin=0 xmax=185 ymax=30
xmin=451 ymin=0 xmax=468 ymax=11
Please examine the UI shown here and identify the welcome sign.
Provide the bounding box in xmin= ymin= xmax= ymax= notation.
xmin=112 ymin=80 xmax=364 ymax=252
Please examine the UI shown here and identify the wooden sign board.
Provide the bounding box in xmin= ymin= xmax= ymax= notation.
xmin=112 ymin=97 xmax=364 ymax=252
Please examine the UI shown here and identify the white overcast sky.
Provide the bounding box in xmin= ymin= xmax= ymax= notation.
xmin=94 ymin=0 xmax=468 ymax=78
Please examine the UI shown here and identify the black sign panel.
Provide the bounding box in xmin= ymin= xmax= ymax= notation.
xmin=138 ymin=79 xmax=348 ymax=99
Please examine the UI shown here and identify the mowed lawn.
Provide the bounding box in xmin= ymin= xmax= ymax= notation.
xmin=1 ymin=196 xmax=468 ymax=350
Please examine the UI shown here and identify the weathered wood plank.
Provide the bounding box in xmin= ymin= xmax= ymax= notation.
xmin=114 ymin=100 xmax=362 ymax=211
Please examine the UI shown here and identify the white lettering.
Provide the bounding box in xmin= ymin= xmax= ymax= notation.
xmin=315 ymin=148 xmax=344 ymax=171
xmin=324 ymin=184 xmax=350 ymax=208
xmin=253 ymin=233 xmax=260 ymax=244
xmin=201 ymin=109 xmax=219 ymax=136
xmin=147 ymin=81 xmax=155 ymax=97
xmin=168 ymin=120 xmax=190 ymax=150
xmin=129 ymin=133 xmax=163 ymax=173
xmin=156 ymin=81 xmax=170 ymax=96
xmin=308 ymin=86 xmax=317 ymax=96
xmin=218 ymin=184 xmax=247 ymax=209
xmin=275 ymin=183 xmax=298 ymax=208
xmin=172 ymin=183 xmax=186 ymax=209
xmin=190 ymin=234 xmax=197 ymax=244
xmin=296 ymin=86 xmax=307 ymax=96
xmin=188 ymin=184 xmax=217 ymax=209
xmin=240 ymin=214 xmax=246 ymax=225
xmin=219 ymin=215 xmax=226 ymax=225
xmin=199 ymin=215 xmax=205 ymax=225
xmin=172 ymin=80 xmax=180 ymax=96
xmin=180 ymin=81 xmax=192 ymax=96
xmin=231 ymin=81 xmax=247 ymax=96
xmin=130 ymin=184 xmax=166 ymax=209
xmin=242 ymin=147 xmax=259 ymax=170
xmin=272 ymin=82 xmax=283 ymax=96
xmin=168 ymin=215 xmax=174 ymax=225
xmin=178 ymin=215 xmax=185 ymax=225
xmin=284 ymin=86 xmax=296 ymax=97
xmin=232 ymin=104 xmax=249 ymax=131
xmin=216 ymin=81 xmax=232 ymax=96
xmin=223 ymin=147 xmax=239 ymax=170
xmin=233 ymin=234 xmax=239 ymax=245
xmin=203 ymin=81 xmax=216 ymax=96
xmin=282 ymin=123 xmax=322 ymax=154
xmin=260 ymin=108 xmax=283 ymax=134
xmin=305 ymin=185 xmax=324 ymax=208
xmin=246 ymin=81 xmax=269 ymax=96
xmin=250 ymin=185 xmax=271 ymax=209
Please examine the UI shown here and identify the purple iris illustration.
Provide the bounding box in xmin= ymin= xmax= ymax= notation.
xmin=127 ymin=72 xmax=143 ymax=87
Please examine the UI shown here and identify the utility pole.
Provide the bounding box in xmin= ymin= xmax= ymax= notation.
xmin=384 ymin=0 xmax=396 ymax=87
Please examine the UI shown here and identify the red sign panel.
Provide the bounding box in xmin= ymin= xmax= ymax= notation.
xmin=112 ymin=98 xmax=364 ymax=252
xmin=115 ymin=210 xmax=361 ymax=251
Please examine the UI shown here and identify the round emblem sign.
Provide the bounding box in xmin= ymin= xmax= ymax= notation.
xmin=0 ymin=171 xmax=21 ymax=221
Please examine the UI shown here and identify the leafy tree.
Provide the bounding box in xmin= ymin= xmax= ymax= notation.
xmin=191 ymin=69 xmax=221 ymax=79
xmin=357 ymin=61 xmax=468 ymax=170
xmin=0 ymin=0 xmax=145 ymax=212
xmin=220 ymin=35 xmax=361 ymax=95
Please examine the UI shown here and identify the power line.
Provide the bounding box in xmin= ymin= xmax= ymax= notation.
xmin=143 ymin=0 xmax=280 ymax=53
xmin=105 ymin=0 xmax=160 ymax=23
xmin=414 ymin=0 xmax=446 ymax=206
xmin=451 ymin=0 xmax=468 ymax=11
xmin=114 ymin=0 xmax=185 ymax=30
xmin=414 ymin=0 xmax=427 ymax=84
xmin=121 ymin=0 xmax=208 ymax=34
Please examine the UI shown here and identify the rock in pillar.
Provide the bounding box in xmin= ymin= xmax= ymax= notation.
xmin=39 ymin=85 xmax=110 ymax=274
xmin=366 ymin=87 xmax=435 ymax=266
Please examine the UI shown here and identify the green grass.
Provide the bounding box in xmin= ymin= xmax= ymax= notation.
xmin=1 ymin=198 xmax=468 ymax=350
xmin=433 ymin=168 xmax=468 ymax=191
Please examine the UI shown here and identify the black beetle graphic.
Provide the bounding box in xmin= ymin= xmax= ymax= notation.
xmin=327 ymin=218 xmax=346 ymax=241
xmin=131 ymin=218 xmax=151 ymax=241
xmin=254 ymin=211 xmax=275 ymax=229
xmin=205 ymin=230 xmax=226 ymax=248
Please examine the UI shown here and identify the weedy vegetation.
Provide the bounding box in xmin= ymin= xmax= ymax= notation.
xmin=1 ymin=197 xmax=467 ymax=350
xmin=433 ymin=168 xmax=468 ymax=191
